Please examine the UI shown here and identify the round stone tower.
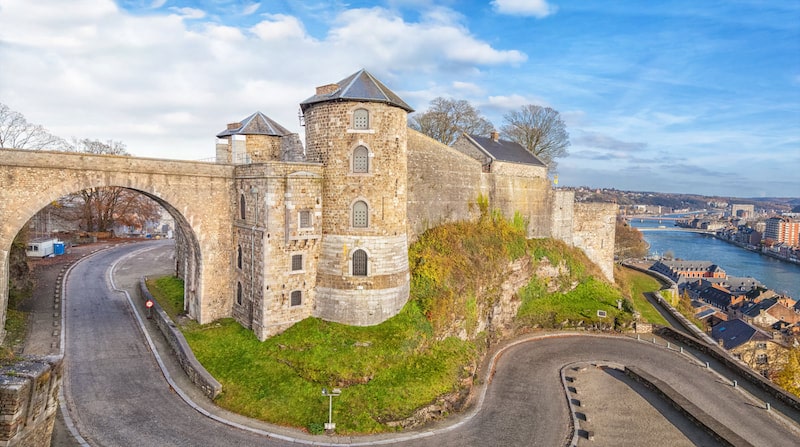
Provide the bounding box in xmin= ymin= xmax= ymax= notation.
xmin=300 ymin=69 xmax=412 ymax=326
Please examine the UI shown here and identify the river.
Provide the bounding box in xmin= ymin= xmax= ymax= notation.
xmin=631 ymin=220 xmax=800 ymax=300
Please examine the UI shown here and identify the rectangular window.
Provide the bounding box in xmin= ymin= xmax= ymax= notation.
xmin=756 ymin=354 xmax=768 ymax=364
xmin=299 ymin=210 xmax=311 ymax=228
xmin=290 ymin=290 xmax=302 ymax=306
xmin=291 ymin=254 xmax=303 ymax=271
xmin=756 ymin=342 xmax=767 ymax=350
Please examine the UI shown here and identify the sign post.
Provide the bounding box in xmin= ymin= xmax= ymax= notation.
xmin=145 ymin=299 xmax=154 ymax=319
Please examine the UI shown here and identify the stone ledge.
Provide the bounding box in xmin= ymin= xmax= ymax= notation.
xmin=139 ymin=278 xmax=222 ymax=399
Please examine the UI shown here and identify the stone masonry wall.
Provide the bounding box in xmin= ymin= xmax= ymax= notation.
xmin=0 ymin=356 xmax=62 ymax=447
xmin=572 ymin=202 xmax=616 ymax=281
xmin=0 ymin=149 xmax=235 ymax=330
xmin=234 ymin=162 xmax=324 ymax=339
xmin=406 ymin=130 xmax=484 ymax=241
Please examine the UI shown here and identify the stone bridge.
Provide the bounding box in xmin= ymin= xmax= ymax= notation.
xmin=0 ymin=148 xmax=235 ymax=340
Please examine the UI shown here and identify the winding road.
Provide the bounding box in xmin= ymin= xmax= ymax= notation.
xmin=60 ymin=241 xmax=800 ymax=446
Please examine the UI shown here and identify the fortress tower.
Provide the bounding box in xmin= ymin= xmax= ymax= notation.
xmin=300 ymin=69 xmax=412 ymax=325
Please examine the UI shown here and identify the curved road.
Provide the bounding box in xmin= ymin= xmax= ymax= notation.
xmin=62 ymin=242 xmax=800 ymax=446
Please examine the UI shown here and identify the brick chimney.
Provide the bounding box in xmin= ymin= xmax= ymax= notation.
xmin=316 ymin=83 xmax=339 ymax=95
xmin=227 ymin=122 xmax=241 ymax=130
xmin=491 ymin=131 xmax=500 ymax=142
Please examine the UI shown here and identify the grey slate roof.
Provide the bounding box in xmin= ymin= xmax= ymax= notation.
xmin=711 ymin=318 xmax=770 ymax=350
xmin=465 ymin=134 xmax=547 ymax=167
xmin=300 ymin=69 xmax=414 ymax=113
xmin=216 ymin=111 xmax=291 ymax=137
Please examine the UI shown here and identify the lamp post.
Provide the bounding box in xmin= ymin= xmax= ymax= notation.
xmin=321 ymin=388 xmax=341 ymax=432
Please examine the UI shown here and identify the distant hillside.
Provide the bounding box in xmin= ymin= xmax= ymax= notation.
xmin=568 ymin=187 xmax=796 ymax=213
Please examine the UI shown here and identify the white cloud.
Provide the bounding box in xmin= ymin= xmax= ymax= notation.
xmin=485 ymin=94 xmax=549 ymax=111
xmin=169 ymin=7 xmax=206 ymax=20
xmin=452 ymin=81 xmax=484 ymax=95
xmin=242 ymin=3 xmax=261 ymax=16
xmin=150 ymin=0 xmax=167 ymax=9
xmin=250 ymin=14 xmax=309 ymax=41
xmin=491 ymin=0 xmax=556 ymax=18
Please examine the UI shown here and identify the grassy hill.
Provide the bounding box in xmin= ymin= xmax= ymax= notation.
xmin=149 ymin=211 xmax=664 ymax=434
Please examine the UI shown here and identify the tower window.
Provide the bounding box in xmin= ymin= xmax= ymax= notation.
xmin=353 ymin=249 xmax=367 ymax=276
xmin=353 ymin=201 xmax=368 ymax=228
xmin=353 ymin=146 xmax=369 ymax=173
xmin=239 ymin=194 xmax=246 ymax=220
xmin=290 ymin=290 xmax=302 ymax=306
xmin=353 ymin=108 xmax=369 ymax=129
xmin=236 ymin=282 xmax=243 ymax=305
xmin=291 ymin=254 xmax=303 ymax=271
xmin=237 ymin=245 xmax=243 ymax=269
xmin=299 ymin=209 xmax=312 ymax=228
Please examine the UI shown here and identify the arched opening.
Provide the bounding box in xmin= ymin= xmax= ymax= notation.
xmin=352 ymin=146 xmax=369 ymax=173
xmin=0 ymin=184 xmax=206 ymax=342
xmin=352 ymin=249 xmax=368 ymax=276
xmin=352 ymin=200 xmax=368 ymax=228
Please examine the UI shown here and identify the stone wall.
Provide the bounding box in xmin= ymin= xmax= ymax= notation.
xmin=233 ymin=162 xmax=324 ymax=340
xmin=0 ymin=356 xmax=62 ymax=447
xmin=0 ymin=148 xmax=235 ymax=333
xmin=572 ymin=202 xmax=616 ymax=281
xmin=406 ymin=130 xmax=483 ymax=240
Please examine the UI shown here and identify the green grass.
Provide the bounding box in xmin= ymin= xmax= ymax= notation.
xmin=614 ymin=266 xmax=669 ymax=326
xmin=175 ymin=301 xmax=476 ymax=434
xmin=517 ymin=277 xmax=630 ymax=328
xmin=145 ymin=276 xmax=184 ymax=320
xmin=1 ymin=288 xmax=30 ymax=363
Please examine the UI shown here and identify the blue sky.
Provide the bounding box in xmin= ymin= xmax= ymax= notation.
xmin=1 ymin=0 xmax=798 ymax=198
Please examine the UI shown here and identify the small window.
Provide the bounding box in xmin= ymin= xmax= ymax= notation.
xmin=353 ymin=108 xmax=369 ymax=129
xmin=353 ymin=201 xmax=368 ymax=228
xmin=299 ymin=210 xmax=312 ymax=228
xmin=756 ymin=342 xmax=767 ymax=349
xmin=353 ymin=249 xmax=367 ymax=276
xmin=353 ymin=146 xmax=369 ymax=173
xmin=236 ymin=282 xmax=243 ymax=305
xmin=756 ymin=353 xmax=768 ymax=364
xmin=291 ymin=254 xmax=303 ymax=271
xmin=237 ymin=245 xmax=243 ymax=269
xmin=290 ymin=290 xmax=302 ymax=306
xmin=239 ymin=194 xmax=246 ymax=220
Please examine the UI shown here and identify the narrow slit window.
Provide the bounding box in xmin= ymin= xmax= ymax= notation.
xmin=236 ymin=282 xmax=243 ymax=305
xmin=239 ymin=194 xmax=246 ymax=220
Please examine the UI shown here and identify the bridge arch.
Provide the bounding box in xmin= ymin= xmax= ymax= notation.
xmin=0 ymin=149 xmax=236 ymax=341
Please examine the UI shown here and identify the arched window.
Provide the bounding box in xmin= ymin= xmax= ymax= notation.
xmin=236 ymin=282 xmax=243 ymax=305
xmin=352 ymin=249 xmax=368 ymax=276
xmin=237 ymin=245 xmax=243 ymax=269
xmin=353 ymin=146 xmax=369 ymax=173
xmin=353 ymin=108 xmax=369 ymax=129
xmin=239 ymin=194 xmax=246 ymax=220
xmin=352 ymin=201 xmax=368 ymax=228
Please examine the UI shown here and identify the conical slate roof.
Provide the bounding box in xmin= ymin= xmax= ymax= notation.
xmin=216 ymin=111 xmax=292 ymax=137
xmin=300 ymin=69 xmax=414 ymax=113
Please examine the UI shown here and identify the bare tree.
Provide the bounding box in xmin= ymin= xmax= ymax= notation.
xmin=410 ymin=97 xmax=494 ymax=146
xmin=0 ymin=102 xmax=70 ymax=150
xmin=500 ymin=105 xmax=570 ymax=172
xmin=61 ymin=139 xmax=161 ymax=233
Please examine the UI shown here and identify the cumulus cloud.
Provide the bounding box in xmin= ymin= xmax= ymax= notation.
xmin=242 ymin=2 xmax=261 ymax=16
xmin=491 ymin=0 xmax=556 ymax=18
xmin=0 ymin=1 xmax=528 ymax=160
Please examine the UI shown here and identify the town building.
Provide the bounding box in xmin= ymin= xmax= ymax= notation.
xmin=764 ymin=216 xmax=800 ymax=247
xmin=650 ymin=260 xmax=726 ymax=283
xmin=711 ymin=319 xmax=787 ymax=378
xmin=212 ymin=69 xmax=617 ymax=341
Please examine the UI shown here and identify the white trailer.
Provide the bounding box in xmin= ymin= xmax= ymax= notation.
xmin=26 ymin=238 xmax=58 ymax=258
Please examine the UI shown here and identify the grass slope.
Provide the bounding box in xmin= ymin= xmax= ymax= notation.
xmin=147 ymin=212 xmax=669 ymax=433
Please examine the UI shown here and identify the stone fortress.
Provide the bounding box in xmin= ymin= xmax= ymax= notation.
xmin=212 ymin=69 xmax=616 ymax=341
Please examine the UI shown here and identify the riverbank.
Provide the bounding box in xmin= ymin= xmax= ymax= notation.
xmin=713 ymin=232 xmax=800 ymax=266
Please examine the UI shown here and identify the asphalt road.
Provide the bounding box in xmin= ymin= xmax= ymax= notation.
xmin=60 ymin=241 xmax=800 ymax=446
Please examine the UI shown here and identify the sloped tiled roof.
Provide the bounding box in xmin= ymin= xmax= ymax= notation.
xmin=216 ymin=112 xmax=291 ymax=137
xmin=300 ymin=69 xmax=414 ymax=112
xmin=711 ymin=318 xmax=770 ymax=350
xmin=465 ymin=134 xmax=547 ymax=167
